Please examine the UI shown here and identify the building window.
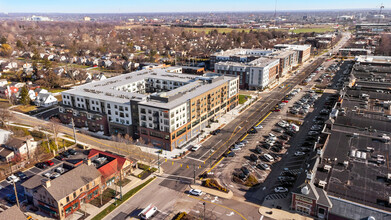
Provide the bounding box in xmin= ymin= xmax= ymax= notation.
xmin=86 ymin=184 xmax=89 ymax=190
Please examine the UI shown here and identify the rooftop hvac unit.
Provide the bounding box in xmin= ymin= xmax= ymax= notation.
xmin=350 ymin=149 xmax=357 ymax=157
xmin=361 ymin=152 xmax=367 ymax=159
xmin=319 ymin=180 xmax=327 ymax=188
xmin=356 ymin=151 xmax=362 ymax=158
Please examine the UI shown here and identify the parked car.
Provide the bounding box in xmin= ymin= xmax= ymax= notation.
xmin=15 ymin=171 xmax=27 ymax=180
xmin=279 ymin=135 xmax=289 ymax=141
xmin=250 ymin=154 xmax=258 ymax=162
xmin=55 ymin=155 xmax=66 ymax=161
xmin=241 ymin=167 xmax=250 ymax=176
xmin=35 ymin=162 xmax=48 ymax=169
xmin=61 ymin=151 xmax=70 ymax=158
xmin=263 ymin=154 xmax=275 ymax=162
xmin=191 ymin=144 xmax=201 ymax=151
xmin=294 ymin=151 xmax=306 ymax=156
xmin=55 ymin=167 xmax=65 ymax=174
xmin=189 ymin=189 xmax=203 ymax=196
xmin=67 ymin=149 xmax=77 ymax=155
xmin=274 ymin=187 xmax=288 ymax=193
xmin=255 ymin=146 xmax=263 ymax=154
xmin=256 ymin=163 xmax=270 ymax=170
xmin=254 ymin=125 xmax=263 ymax=130
xmin=6 ymin=175 xmax=20 ymax=184
xmin=248 ymin=128 xmax=257 ymax=134
xmin=211 ymin=129 xmax=221 ymax=135
xmin=50 ymin=173 xmax=61 ymax=179
xmin=45 ymin=160 xmax=54 ymax=166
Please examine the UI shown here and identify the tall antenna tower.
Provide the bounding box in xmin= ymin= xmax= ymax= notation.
xmin=274 ymin=0 xmax=277 ymax=26
xmin=378 ymin=3 xmax=384 ymax=24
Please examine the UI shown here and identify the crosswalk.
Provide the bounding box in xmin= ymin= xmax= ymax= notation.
xmin=264 ymin=193 xmax=289 ymax=201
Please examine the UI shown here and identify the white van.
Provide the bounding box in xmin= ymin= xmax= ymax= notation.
xmin=139 ymin=204 xmax=158 ymax=219
xmin=263 ymin=154 xmax=275 ymax=162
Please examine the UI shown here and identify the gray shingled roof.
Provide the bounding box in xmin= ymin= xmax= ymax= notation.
xmin=0 ymin=205 xmax=26 ymax=220
xmin=45 ymin=164 xmax=101 ymax=201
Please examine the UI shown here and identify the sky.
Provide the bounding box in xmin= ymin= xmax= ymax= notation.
xmin=0 ymin=0 xmax=388 ymax=13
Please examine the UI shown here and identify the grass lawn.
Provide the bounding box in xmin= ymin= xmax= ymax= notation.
xmin=115 ymin=178 xmax=131 ymax=187
xmin=292 ymin=27 xmax=335 ymax=34
xmin=238 ymin=94 xmax=251 ymax=105
xmin=89 ymin=188 xmax=116 ymax=208
xmin=13 ymin=105 xmax=38 ymax=113
xmin=66 ymin=64 xmax=90 ymax=69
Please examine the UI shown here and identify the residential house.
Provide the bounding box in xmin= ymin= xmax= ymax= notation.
xmin=35 ymin=93 xmax=58 ymax=107
xmin=87 ymin=149 xmax=134 ymax=189
xmin=0 ymin=136 xmax=38 ymax=162
xmin=22 ymin=163 xmax=101 ymax=220
xmin=22 ymin=63 xmax=33 ymax=73
xmin=85 ymin=73 xmax=106 ymax=83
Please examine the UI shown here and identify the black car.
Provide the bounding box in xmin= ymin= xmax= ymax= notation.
xmin=261 ymin=144 xmax=271 ymax=149
xmin=279 ymin=135 xmax=289 ymax=140
xmin=241 ymin=167 xmax=250 ymax=176
xmin=35 ymin=162 xmax=47 ymax=169
xmin=210 ymin=129 xmax=221 ymax=135
xmin=67 ymin=149 xmax=77 ymax=155
xmin=15 ymin=171 xmax=27 ymax=180
xmin=255 ymin=145 xmax=263 ymax=154
xmin=55 ymin=155 xmax=66 ymax=161
xmin=271 ymin=147 xmax=281 ymax=153
xmin=249 ymin=154 xmax=258 ymax=162
xmin=248 ymin=128 xmax=257 ymax=134
xmin=61 ymin=151 xmax=70 ymax=158
xmin=234 ymin=172 xmax=247 ymax=180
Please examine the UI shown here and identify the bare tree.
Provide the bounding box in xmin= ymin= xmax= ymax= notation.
xmin=0 ymin=108 xmax=12 ymax=129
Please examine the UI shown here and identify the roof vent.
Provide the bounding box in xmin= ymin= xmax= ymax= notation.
xmin=301 ymin=186 xmax=310 ymax=195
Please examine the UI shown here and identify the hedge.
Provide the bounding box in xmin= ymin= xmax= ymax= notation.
xmin=91 ymin=177 xmax=156 ymax=220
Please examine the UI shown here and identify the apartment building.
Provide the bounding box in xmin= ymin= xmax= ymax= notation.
xmin=210 ymin=48 xmax=275 ymax=70
xmin=59 ymin=67 xmax=239 ymax=151
xmin=22 ymin=164 xmax=101 ymax=220
xmin=273 ymin=44 xmax=312 ymax=63
xmin=266 ymin=50 xmax=299 ymax=77
xmin=215 ymin=57 xmax=280 ymax=90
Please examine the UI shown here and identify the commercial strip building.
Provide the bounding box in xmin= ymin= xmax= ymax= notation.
xmin=59 ymin=67 xmax=239 ymax=151
xmin=338 ymin=48 xmax=371 ymax=57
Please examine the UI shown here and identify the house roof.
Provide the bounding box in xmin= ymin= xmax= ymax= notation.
xmin=0 ymin=147 xmax=14 ymax=158
xmin=88 ymin=149 xmax=132 ymax=172
xmin=21 ymin=174 xmax=47 ymax=189
xmin=5 ymin=137 xmax=26 ymax=149
xmin=39 ymin=164 xmax=100 ymax=201
xmin=0 ymin=205 xmax=26 ymax=220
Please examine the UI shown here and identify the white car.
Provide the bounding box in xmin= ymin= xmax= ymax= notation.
xmin=43 ymin=172 xmax=52 ymax=178
xmin=278 ymin=121 xmax=288 ymax=128
xmin=274 ymin=187 xmax=288 ymax=193
xmin=235 ymin=143 xmax=245 ymax=148
xmin=50 ymin=173 xmax=61 ymax=179
xmin=254 ymin=125 xmax=263 ymax=130
xmin=269 ymin=133 xmax=276 ymax=138
xmin=6 ymin=175 xmax=20 ymax=184
xmin=189 ymin=189 xmax=203 ymax=196
xmin=294 ymin=151 xmax=306 ymax=156
xmin=191 ymin=144 xmax=201 ymax=151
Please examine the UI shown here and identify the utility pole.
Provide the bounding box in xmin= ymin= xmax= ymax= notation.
xmin=157 ymin=152 xmax=160 ymax=173
xmin=193 ymin=164 xmax=196 ymax=183
xmin=203 ymin=202 xmax=206 ymax=220
xmin=71 ymin=118 xmax=77 ymax=144
xmin=13 ymin=180 xmax=20 ymax=208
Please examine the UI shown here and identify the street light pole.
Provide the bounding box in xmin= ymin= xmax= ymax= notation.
xmin=203 ymin=202 xmax=206 ymax=220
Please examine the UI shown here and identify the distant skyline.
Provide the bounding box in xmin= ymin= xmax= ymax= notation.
xmin=0 ymin=0 xmax=389 ymax=13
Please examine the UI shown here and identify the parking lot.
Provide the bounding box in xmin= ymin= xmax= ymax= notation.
xmin=211 ymin=59 xmax=347 ymax=201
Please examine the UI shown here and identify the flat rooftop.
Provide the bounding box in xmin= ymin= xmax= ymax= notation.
xmin=216 ymin=57 xmax=279 ymax=68
xmin=212 ymin=48 xmax=274 ymax=57
xmin=355 ymin=55 xmax=391 ymax=64
xmin=63 ymin=67 xmax=237 ymax=109
xmin=273 ymin=44 xmax=311 ymax=51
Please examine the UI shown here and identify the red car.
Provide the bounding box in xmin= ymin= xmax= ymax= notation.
xmin=273 ymin=108 xmax=281 ymax=112
xmin=45 ymin=160 xmax=54 ymax=166
xmin=282 ymin=100 xmax=289 ymax=103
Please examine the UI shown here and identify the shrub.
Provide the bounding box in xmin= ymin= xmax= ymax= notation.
xmin=30 ymin=130 xmax=45 ymax=139
xmin=174 ymin=212 xmax=187 ymax=220
xmin=202 ymin=179 xmax=228 ymax=193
